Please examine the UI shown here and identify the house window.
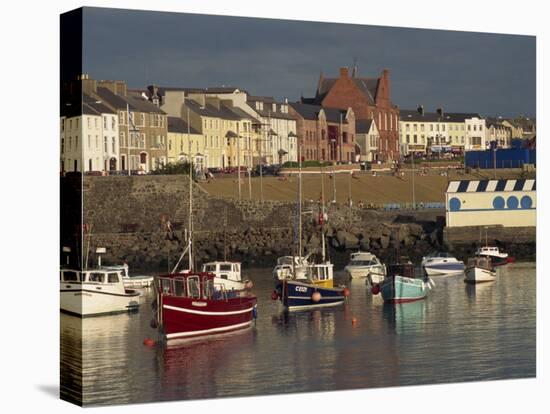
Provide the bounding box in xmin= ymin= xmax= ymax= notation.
xmin=112 ymin=116 xmax=116 ymax=130
xmin=103 ymin=117 xmax=108 ymax=129
xmin=61 ymin=138 xmax=65 ymax=154
xmin=104 ymin=137 xmax=108 ymax=152
xmin=87 ymin=118 xmax=91 ymax=128
xmin=87 ymin=135 xmax=91 ymax=148
xmin=112 ymin=137 xmax=116 ymax=153
xmin=61 ymin=119 xmax=65 ymax=132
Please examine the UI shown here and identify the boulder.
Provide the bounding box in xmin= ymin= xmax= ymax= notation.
xmin=336 ymin=230 xmax=347 ymax=246
xmin=344 ymin=233 xmax=360 ymax=249
xmin=359 ymin=238 xmax=370 ymax=251
xmin=409 ymin=223 xmax=424 ymax=238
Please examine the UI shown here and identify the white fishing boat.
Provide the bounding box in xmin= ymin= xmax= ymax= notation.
xmin=272 ymin=255 xmax=310 ymax=281
xmin=60 ymin=248 xmax=141 ymax=316
xmin=475 ymin=246 xmax=514 ymax=267
xmin=60 ymin=267 xmax=141 ymax=316
xmin=344 ymin=251 xmax=386 ymax=280
xmin=421 ymin=252 xmax=465 ymax=276
xmin=474 ymin=228 xmax=514 ymax=267
xmin=464 ymin=256 xmax=496 ymax=284
xmin=202 ymin=261 xmax=252 ymax=291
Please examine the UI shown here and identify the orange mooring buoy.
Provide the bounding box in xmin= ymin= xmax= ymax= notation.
xmin=143 ymin=338 xmax=155 ymax=346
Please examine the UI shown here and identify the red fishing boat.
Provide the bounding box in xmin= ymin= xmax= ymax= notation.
xmin=153 ymin=272 xmax=257 ymax=341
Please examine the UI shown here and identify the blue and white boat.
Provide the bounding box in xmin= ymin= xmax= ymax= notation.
xmin=275 ymin=278 xmax=349 ymax=311
xmin=421 ymin=252 xmax=465 ymax=276
xmin=373 ymin=263 xmax=434 ymax=303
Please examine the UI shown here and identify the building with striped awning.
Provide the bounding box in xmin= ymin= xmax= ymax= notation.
xmin=446 ymin=179 xmax=536 ymax=227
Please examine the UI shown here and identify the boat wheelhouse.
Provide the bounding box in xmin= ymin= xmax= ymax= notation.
xmin=103 ymin=263 xmax=154 ymax=288
xmin=60 ymin=267 xmax=141 ymax=316
xmin=154 ymin=272 xmax=257 ymax=341
xmin=201 ymin=261 xmax=250 ymax=291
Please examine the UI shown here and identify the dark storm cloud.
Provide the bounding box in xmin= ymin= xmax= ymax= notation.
xmin=82 ymin=7 xmax=535 ymax=117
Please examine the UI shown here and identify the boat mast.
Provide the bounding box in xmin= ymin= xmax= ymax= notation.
xmin=298 ymin=140 xmax=303 ymax=258
xmin=188 ymin=107 xmax=193 ymax=272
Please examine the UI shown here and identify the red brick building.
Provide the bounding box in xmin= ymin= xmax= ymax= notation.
xmin=304 ymin=66 xmax=400 ymax=161
xmin=289 ymin=102 xmax=356 ymax=163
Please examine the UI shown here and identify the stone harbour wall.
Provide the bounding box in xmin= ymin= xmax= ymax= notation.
xmin=62 ymin=176 xmax=535 ymax=272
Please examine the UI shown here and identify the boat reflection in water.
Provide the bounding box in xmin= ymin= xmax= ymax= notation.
xmin=382 ymin=300 xmax=427 ymax=335
xmin=465 ymin=280 xmax=496 ymax=304
xmin=157 ymin=328 xmax=257 ymax=401
xmin=60 ymin=310 xmax=153 ymax=406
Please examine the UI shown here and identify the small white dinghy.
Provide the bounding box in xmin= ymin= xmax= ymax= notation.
xmin=465 ymin=256 xmax=496 ymax=284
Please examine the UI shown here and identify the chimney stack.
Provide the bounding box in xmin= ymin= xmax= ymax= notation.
xmin=417 ymin=105 xmax=424 ymax=116
xmin=339 ymin=67 xmax=349 ymax=78
xmin=436 ymin=107 xmax=444 ymax=117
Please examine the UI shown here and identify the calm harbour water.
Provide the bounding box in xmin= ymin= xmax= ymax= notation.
xmin=61 ymin=262 xmax=536 ymax=406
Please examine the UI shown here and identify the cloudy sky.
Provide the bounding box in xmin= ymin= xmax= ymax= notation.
xmin=82 ymin=7 xmax=536 ymax=117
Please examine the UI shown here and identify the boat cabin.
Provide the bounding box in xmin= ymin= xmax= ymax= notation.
xmin=201 ymin=261 xmax=241 ymax=282
xmin=476 ymin=246 xmax=501 ymax=255
xmin=387 ymin=263 xmax=415 ymax=278
xmin=156 ymin=272 xmax=240 ymax=300
xmin=308 ymin=263 xmax=333 ymax=281
xmin=349 ymin=252 xmax=380 ymax=266
xmin=60 ymin=268 xmax=125 ymax=287
xmin=468 ymin=256 xmax=493 ymax=270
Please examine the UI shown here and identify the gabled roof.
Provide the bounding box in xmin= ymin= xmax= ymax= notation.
xmin=95 ymin=87 xmax=165 ymax=114
xmin=356 ymin=119 xmax=375 ymax=134
xmin=184 ymin=99 xmax=242 ymax=121
xmin=81 ymin=93 xmax=116 ymax=116
xmin=167 ymin=116 xmax=201 ymax=135
xmin=289 ymin=102 xmax=349 ymax=123
xmin=246 ymin=98 xmax=297 ymax=120
xmin=316 ymin=77 xmax=377 ymax=105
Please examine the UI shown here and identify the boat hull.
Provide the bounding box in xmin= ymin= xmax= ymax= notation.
xmin=379 ymin=276 xmax=432 ymax=303
xmin=423 ymin=262 xmax=465 ymax=276
xmin=464 ymin=266 xmax=496 ymax=283
xmin=60 ymin=287 xmax=141 ymax=316
xmin=277 ymin=280 xmax=346 ymax=311
xmin=160 ymin=295 xmax=257 ymax=341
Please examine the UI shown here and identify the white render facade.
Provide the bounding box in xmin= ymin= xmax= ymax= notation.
xmin=399 ymin=110 xmax=486 ymax=155
xmin=60 ymin=111 xmax=120 ymax=173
